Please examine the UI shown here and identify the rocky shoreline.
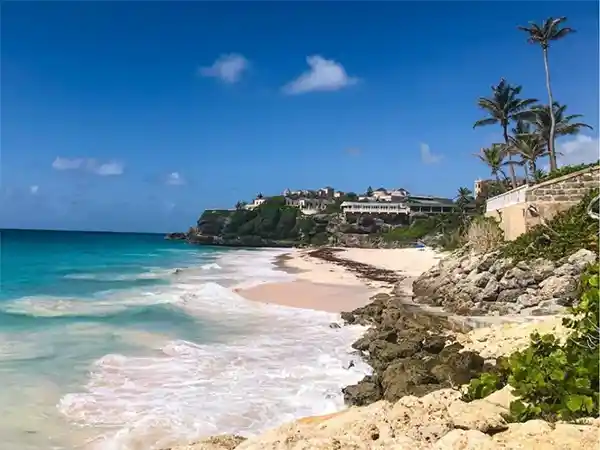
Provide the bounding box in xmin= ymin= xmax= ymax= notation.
xmin=166 ymin=246 xmax=598 ymax=450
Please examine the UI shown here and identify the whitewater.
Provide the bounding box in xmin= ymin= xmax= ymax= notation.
xmin=0 ymin=230 xmax=369 ymax=450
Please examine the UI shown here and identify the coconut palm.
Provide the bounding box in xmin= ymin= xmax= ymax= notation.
xmin=474 ymin=143 xmax=510 ymax=182
xmin=473 ymin=79 xmax=538 ymax=188
xmin=507 ymin=132 xmax=550 ymax=180
xmin=518 ymin=17 xmax=575 ymax=171
xmin=455 ymin=187 xmax=474 ymax=207
xmin=531 ymin=102 xmax=593 ymax=152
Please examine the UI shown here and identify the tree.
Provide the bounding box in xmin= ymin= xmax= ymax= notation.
xmin=235 ymin=201 xmax=247 ymax=210
xmin=508 ymin=132 xmax=549 ymax=180
xmin=531 ymin=102 xmax=593 ymax=154
xmin=474 ymin=79 xmax=538 ymax=188
xmin=455 ymin=187 xmax=474 ymax=207
xmin=366 ymin=186 xmax=374 ymax=197
xmin=474 ymin=143 xmax=509 ymax=182
xmin=257 ymin=193 xmax=264 ymax=199
xmin=518 ymin=17 xmax=575 ymax=171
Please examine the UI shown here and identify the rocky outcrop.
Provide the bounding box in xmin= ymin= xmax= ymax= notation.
xmin=169 ymin=387 xmax=599 ymax=449
xmin=339 ymin=293 xmax=489 ymax=407
xmin=412 ymin=248 xmax=597 ymax=316
xmin=165 ymin=232 xmax=187 ymax=240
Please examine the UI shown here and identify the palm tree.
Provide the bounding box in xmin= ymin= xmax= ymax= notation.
xmin=507 ymin=132 xmax=549 ymax=180
xmin=473 ymin=143 xmax=509 ymax=182
xmin=235 ymin=201 xmax=247 ymax=210
xmin=474 ymin=78 xmax=538 ymax=188
xmin=518 ymin=17 xmax=575 ymax=171
xmin=455 ymin=187 xmax=474 ymax=207
xmin=531 ymin=102 xmax=593 ymax=153
xmin=257 ymin=193 xmax=264 ymax=199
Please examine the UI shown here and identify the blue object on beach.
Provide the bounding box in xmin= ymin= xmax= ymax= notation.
xmin=415 ymin=241 xmax=425 ymax=248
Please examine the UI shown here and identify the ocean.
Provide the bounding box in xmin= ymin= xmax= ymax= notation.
xmin=0 ymin=229 xmax=369 ymax=450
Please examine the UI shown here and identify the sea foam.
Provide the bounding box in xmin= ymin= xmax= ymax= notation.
xmin=56 ymin=250 xmax=370 ymax=449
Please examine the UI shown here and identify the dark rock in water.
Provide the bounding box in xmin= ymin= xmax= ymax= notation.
xmin=165 ymin=232 xmax=187 ymax=240
xmin=342 ymin=375 xmax=382 ymax=406
xmin=329 ymin=322 xmax=341 ymax=329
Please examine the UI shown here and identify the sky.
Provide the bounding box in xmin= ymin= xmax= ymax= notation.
xmin=1 ymin=1 xmax=598 ymax=233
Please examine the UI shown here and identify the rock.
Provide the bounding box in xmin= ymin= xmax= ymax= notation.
xmin=342 ymin=375 xmax=382 ymax=406
xmin=567 ymin=248 xmax=598 ymax=270
xmin=448 ymin=399 xmax=509 ymax=433
xmin=422 ymin=335 xmax=447 ymax=354
xmin=433 ymin=429 xmax=497 ymax=449
xmin=539 ymin=276 xmax=578 ymax=304
xmin=516 ymin=292 xmax=540 ymax=308
xmin=479 ymin=279 xmax=500 ymax=302
xmin=381 ymin=360 xmax=438 ymax=402
xmin=488 ymin=257 xmax=513 ymax=277
xmin=329 ymin=322 xmax=341 ymax=329
xmin=496 ymin=288 xmax=524 ymax=303
xmin=531 ymin=258 xmax=556 ymax=282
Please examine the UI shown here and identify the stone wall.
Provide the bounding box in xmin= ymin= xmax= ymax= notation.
xmin=526 ymin=166 xmax=599 ymax=203
xmin=486 ymin=166 xmax=599 ymax=240
xmin=524 ymin=166 xmax=599 ymax=231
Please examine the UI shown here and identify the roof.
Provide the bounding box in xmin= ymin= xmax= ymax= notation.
xmin=407 ymin=196 xmax=455 ymax=207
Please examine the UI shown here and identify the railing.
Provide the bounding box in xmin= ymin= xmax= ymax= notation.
xmin=485 ymin=184 xmax=529 ymax=213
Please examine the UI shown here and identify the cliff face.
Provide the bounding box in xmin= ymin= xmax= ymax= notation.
xmin=169 ymin=201 xmax=435 ymax=248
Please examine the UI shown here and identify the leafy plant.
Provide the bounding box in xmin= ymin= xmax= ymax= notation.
xmin=462 ymin=370 xmax=508 ymax=402
xmin=463 ymin=263 xmax=600 ymax=423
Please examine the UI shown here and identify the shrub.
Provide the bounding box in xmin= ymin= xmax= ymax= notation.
xmin=463 ymin=263 xmax=600 ymax=423
xmin=465 ymin=216 xmax=504 ymax=254
xmin=501 ymin=188 xmax=599 ymax=262
xmin=538 ymin=161 xmax=599 ymax=184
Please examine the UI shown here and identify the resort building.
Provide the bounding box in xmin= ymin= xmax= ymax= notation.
xmin=340 ymin=201 xmax=411 ymax=215
xmin=285 ymin=197 xmax=332 ymax=215
xmin=407 ymin=195 xmax=457 ymax=214
xmin=244 ymin=198 xmax=267 ymax=210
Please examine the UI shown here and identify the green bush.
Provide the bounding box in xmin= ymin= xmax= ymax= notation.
xmin=501 ymin=188 xmax=599 ymax=262
xmin=382 ymin=218 xmax=437 ymax=243
xmin=463 ymin=263 xmax=600 ymax=423
xmin=538 ymin=161 xmax=599 ymax=184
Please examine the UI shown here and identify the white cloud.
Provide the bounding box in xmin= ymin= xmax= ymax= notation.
xmin=282 ymin=55 xmax=358 ymax=95
xmin=166 ymin=172 xmax=185 ymax=186
xmin=52 ymin=157 xmax=124 ymax=176
xmin=87 ymin=160 xmax=124 ymax=176
xmin=52 ymin=157 xmax=84 ymax=170
xmin=199 ymin=53 xmax=249 ymax=84
xmin=556 ymin=135 xmax=599 ymax=166
xmin=30 ymin=185 xmax=39 ymax=195
xmin=420 ymin=143 xmax=443 ymax=164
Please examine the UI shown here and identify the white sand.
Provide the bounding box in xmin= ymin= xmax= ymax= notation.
xmin=237 ymin=247 xmax=443 ymax=312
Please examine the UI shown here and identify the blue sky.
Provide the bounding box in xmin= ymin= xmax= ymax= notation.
xmin=1 ymin=1 xmax=598 ymax=232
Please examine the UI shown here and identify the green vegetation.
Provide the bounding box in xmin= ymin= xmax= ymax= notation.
xmin=501 ymin=189 xmax=599 ymax=262
xmin=197 ymin=199 xmax=329 ymax=245
xmin=473 ymin=17 xmax=593 ymax=187
xmin=538 ymin=161 xmax=599 ymax=184
xmin=463 ymin=263 xmax=599 ymax=422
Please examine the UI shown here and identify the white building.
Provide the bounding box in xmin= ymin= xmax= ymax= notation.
xmin=340 ymin=201 xmax=411 ymax=215
xmin=244 ymin=198 xmax=266 ymax=210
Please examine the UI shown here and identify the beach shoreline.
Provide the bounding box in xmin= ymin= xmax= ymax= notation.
xmin=235 ymin=247 xmax=444 ymax=313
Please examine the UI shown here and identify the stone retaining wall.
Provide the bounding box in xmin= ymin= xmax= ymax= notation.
xmin=526 ymin=166 xmax=599 ymax=203
xmin=486 ymin=166 xmax=599 ymax=240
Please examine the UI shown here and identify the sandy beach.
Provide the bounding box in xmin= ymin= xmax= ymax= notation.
xmin=236 ymin=247 xmax=444 ymax=312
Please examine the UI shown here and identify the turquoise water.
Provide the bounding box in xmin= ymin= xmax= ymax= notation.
xmin=0 ymin=229 xmax=369 ymax=450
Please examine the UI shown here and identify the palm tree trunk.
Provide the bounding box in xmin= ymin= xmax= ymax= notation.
xmin=523 ymin=162 xmax=529 ymax=183
xmin=543 ymin=47 xmax=558 ymax=172
xmin=503 ymin=125 xmax=518 ymax=188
